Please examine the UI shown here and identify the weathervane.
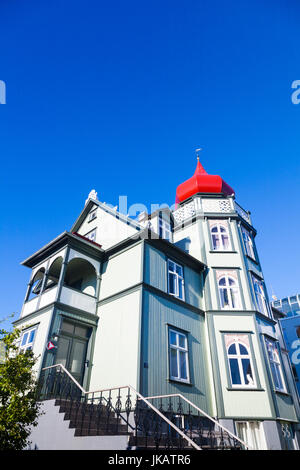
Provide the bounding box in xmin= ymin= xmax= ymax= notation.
xmin=195 ymin=148 xmax=203 ymax=161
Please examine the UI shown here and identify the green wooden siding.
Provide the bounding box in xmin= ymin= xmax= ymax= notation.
xmin=144 ymin=243 xmax=202 ymax=310
xmin=140 ymin=290 xmax=212 ymax=415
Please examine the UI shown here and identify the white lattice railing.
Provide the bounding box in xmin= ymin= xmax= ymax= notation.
xmin=173 ymin=197 xmax=251 ymax=225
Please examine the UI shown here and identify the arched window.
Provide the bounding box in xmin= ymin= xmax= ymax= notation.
xmin=211 ymin=223 xmax=230 ymax=251
xmin=227 ymin=340 xmax=255 ymax=387
xmin=218 ymin=275 xmax=241 ymax=309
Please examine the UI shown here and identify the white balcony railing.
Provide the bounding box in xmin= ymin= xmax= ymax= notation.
xmin=59 ymin=286 xmax=97 ymax=314
xmin=173 ymin=197 xmax=252 ymax=226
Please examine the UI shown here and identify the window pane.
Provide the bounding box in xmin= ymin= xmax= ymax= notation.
xmin=178 ymin=334 xmax=186 ymax=349
xmin=179 ymin=351 xmax=188 ymax=380
xmin=219 ymin=277 xmax=226 ymax=286
xmin=230 ymin=288 xmax=240 ymax=308
xmin=56 ymin=337 xmax=71 ymax=368
xmin=176 ymin=264 xmax=183 ymax=276
xmin=168 ymin=261 xmax=175 ymax=272
xmin=170 ymin=348 xmax=178 ymax=377
xmin=212 ymin=234 xmax=220 ymax=250
xmin=242 ymin=359 xmax=253 ymax=384
xmin=220 ymin=288 xmax=229 ymax=308
xmin=228 ymin=343 xmax=237 ymax=355
xmin=229 ymin=358 xmax=242 ymax=384
xmin=222 ymin=234 xmax=229 ymax=249
xmin=70 ymin=341 xmax=86 ymax=374
xmin=61 ymin=321 xmax=75 ymax=335
xmin=211 ymin=226 xmax=218 ymax=233
xmin=170 ymin=331 xmax=177 ymax=346
xmin=239 ymin=344 xmax=248 ymax=355
xmin=178 ymin=278 xmax=184 ymax=299
xmin=21 ymin=332 xmax=29 ymax=346
xmin=28 ymin=329 xmax=36 ymax=344
xmin=168 ymin=273 xmax=176 ymax=295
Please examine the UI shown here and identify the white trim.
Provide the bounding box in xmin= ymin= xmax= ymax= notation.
xmin=168 ymin=328 xmax=190 ymax=384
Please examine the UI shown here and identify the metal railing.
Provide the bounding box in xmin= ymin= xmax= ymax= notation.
xmin=143 ymin=393 xmax=250 ymax=450
xmin=38 ymin=364 xmax=201 ymax=450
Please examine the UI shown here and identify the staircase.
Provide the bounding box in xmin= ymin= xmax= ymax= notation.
xmin=36 ymin=364 xmax=249 ymax=451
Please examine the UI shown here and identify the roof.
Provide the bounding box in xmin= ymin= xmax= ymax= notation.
xmin=21 ymin=231 xmax=104 ymax=268
xmin=176 ymin=160 xmax=235 ymax=204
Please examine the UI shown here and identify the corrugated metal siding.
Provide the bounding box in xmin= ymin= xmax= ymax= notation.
xmin=144 ymin=244 xmax=202 ymax=309
xmin=141 ymin=290 xmax=211 ymax=415
xmin=183 ymin=265 xmax=202 ymax=309
xmin=144 ymin=244 xmax=167 ymax=292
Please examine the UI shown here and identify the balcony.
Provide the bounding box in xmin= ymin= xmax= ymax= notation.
xmin=22 ymin=255 xmax=98 ymax=318
xmin=173 ymin=197 xmax=252 ymax=226
xmin=60 ymin=286 xmax=96 ymax=314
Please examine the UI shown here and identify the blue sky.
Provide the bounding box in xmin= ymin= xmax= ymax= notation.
xmin=0 ymin=0 xmax=300 ymax=330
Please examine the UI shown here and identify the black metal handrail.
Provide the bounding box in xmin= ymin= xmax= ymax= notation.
xmin=37 ymin=364 xmax=201 ymax=450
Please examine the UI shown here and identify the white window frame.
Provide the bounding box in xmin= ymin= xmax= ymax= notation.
xmin=167 ymin=260 xmax=185 ymax=301
xmin=235 ymin=421 xmax=267 ymax=450
xmin=159 ymin=217 xmax=172 ymax=241
xmin=168 ymin=328 xmax=190 ymax=383
xmin=19 ymin=326 xmax=37 ymax=353
xmin=265 ymin=338 xmax=286 ymax=393
xmin=218 ymin=274 xmax=241 ymax=310
xmin=241 ymin=227 xmax=255 ymax=260
xmin=210 ymin=222 xmax=231 ymax=251
xmin=226 ymin=337 xmax=256 ymax=388
xmin=252 ymin=275 xmax=269 ymax=317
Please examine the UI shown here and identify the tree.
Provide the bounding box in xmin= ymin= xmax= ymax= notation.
xmin=0 ymin=327 xmax=42 ymax=450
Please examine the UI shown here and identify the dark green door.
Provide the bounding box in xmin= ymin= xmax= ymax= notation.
xmin=56 ymin=319 xmax=91 ymax=385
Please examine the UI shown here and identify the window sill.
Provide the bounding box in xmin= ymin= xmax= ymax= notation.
xmin=209 ymin=250 xmax=237 ymax=254
xmin=226 ymin=387 xmax=265 ymax=392
xmin=168 ymin=378 xmax=193 ymax=387
xmin=274 ymin=390 xmax=291 ymax=397
xmin=245 ymin=254 xmax=258 ymax=264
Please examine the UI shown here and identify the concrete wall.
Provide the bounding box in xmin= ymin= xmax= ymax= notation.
xmin=28 ymin=400 xmax=129 ymax=450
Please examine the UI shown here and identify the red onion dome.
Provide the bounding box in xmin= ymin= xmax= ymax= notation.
xmin=175 ymin=159 xmax=235 ymax=204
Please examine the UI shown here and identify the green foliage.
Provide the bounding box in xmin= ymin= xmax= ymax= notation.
xmin=0 ymin=327 xmax=42 ymax=450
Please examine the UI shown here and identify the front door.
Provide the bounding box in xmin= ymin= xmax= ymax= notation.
xmin=56 ymin=319 xmax=91 ymax=385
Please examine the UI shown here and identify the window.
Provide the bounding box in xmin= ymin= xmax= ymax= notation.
xmin=210 ymin=222 xmax=231 ymax=251
xmin=84 ymin=228 xmax=96 ymax=242
xmin=168 ymin=260 xmax=184 ymax=300
xmin=169 ymin=328 xmax=190 ymax=383
xmin=252 ymin=276 xmax=269 ymax=317
xmin=218 ymin=273 xmax=241 ymax=309
xmin=265 ymin=338 xmax=286 ymax=392
xmin=241 ymin=227 xmax=255 ymax=259
xmin=159 ymin=217 xmax=171 ymax=241
xmin=236 ymin=421 xmax=266 ymax=450
xmin=225 ymin=334 xmax=255 ymax=387
xmin=88 ymin=209 xmax=97 ymax=222
xmin=20 ymin=327 xmax=37 ymax=353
